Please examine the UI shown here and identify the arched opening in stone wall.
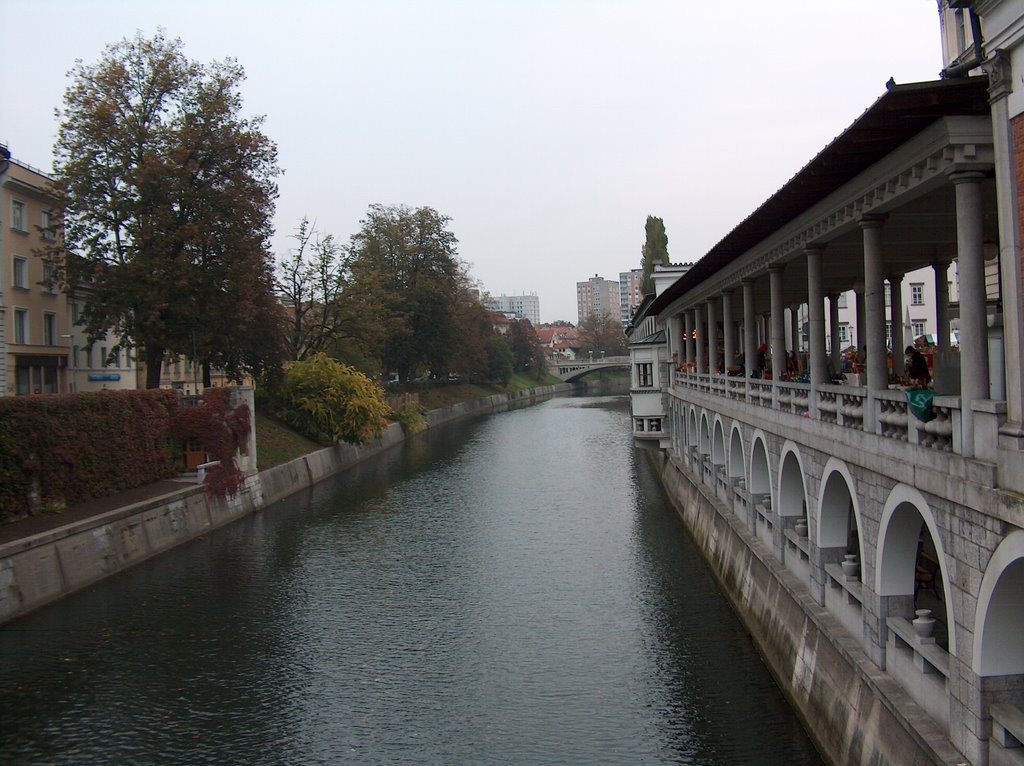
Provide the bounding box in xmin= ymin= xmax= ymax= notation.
xmin=778 ymin=449 xmax=807 ymax=521
xmin=818 ymin=465 xmax=862 ymax=577
xmin=699 ymin=412 xmax=710 ymax=455
xmin=712 ymin=419 xmax=726 ymax=468
xmin=750 ymin=437 xmax=770 ymax=499
xmin=728 ymin=427 xmax=744 ymax=482
xmin=975 ymin=531 xmax=1024 ymax=679
xmin=877 ymin=498 xmax=950 ymax=650
xmin=688 ymin=409 xmax=698 ymax=452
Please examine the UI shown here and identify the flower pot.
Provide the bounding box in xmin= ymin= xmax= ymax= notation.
xmin=794 ymin=520 xmax=808 ymax=539
xmin=841 ymin=554 xmax=859 ymax=578
xmin=913 ymin=609 xmax=936 ymax=639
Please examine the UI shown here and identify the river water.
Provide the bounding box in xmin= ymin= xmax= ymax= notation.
xmin=0 ymin=395 xmax=821 ymax=765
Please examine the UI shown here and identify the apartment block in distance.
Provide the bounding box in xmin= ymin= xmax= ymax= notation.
xmin=484 ymin=292 xmax=541 ymax=326
xmin=576 ymin=274 xmax=620 ymax=323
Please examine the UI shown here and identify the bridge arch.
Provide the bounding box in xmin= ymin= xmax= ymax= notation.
xmin=750 ymin=430 xmax=771 ymax=499
xmin=728 ymin=423 xmax=745 ymax=482
xmin=699 ymin=411 xmax=711 ymax=455
xmin=816 ymin=458 xmax=864 ymax=569
xmin=876 ymin=484 xmax=956 ymax=654
xmin=688 ymin=408 xmax=698 ymax=450
xmin=711 ymin=416 xmax=726 ymax=468
xmin=777 ymin=442 xmax=808 ymax=519
xmin=973 ymin=530 xmax=1024 ymax=676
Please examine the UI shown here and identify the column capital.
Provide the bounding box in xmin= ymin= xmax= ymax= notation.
xmin=886 ymin=272 xmax=904 ymax=283
xmin=804 ymin=243 xmax=826 ymax=255
xmin=720 ymin=286 xmax=734 ymax=298
xmin=741 ymin=276 xmax=757 ymax=286
xmin=982 ymin=50 xmax=1012 ymax=102
xmin=768 ymin=263 xmax=786 ymax=275
xmin=858 ymin=214 xmax=887 ymax=230
xmin=949 ymin=169 xmax=987 ymax=185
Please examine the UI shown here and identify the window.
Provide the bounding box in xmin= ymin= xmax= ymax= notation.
xmin=40 ymin=210 xmax=55 ymax=241
xmin=72 ymin=345 xmax=80 ymax=368
xmin=11 ymin=200 xmax=26 ymax=231
xmin=648 ymin=418 xmax=662 ymax=432
xmin=635 ymin=418 xmax=645 ymax=432
xmin=839 ymin=323 xmax=849 ymax=344
xmin=911 ymin=283 xmax=924 ymax=306
xmin=41 ymin=263 xmax=56 ymax=294
xmin=71 ymin=301 xmax=80 ymax=324
xmin=101 ymin=346 xmax=108 ymax=367
xmin=885 ymin=322 xmax=892 ymax=348
xmin=43 ymin=313 xmax=56 ymax=346
xmin=912 ymin=320 xmax=926 ymax=338
xmin=636 ymin=362 xmax=653 ymax=387
xmin=13 ymin=257 xmax=28 ymax=288
xmin=85 ymin=347 xmax=93 ymax=368
xmin=14 ymin=309 xmax=28 ymax=344
xmin=112 ymin=348 xmax=121 ymax=368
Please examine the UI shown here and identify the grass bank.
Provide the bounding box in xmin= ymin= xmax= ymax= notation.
xmin=255 ymin=371 xmax=564 ymax=470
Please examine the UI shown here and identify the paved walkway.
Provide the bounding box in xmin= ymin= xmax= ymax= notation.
xmin=0 ymin=478 xmax=198 ymax=547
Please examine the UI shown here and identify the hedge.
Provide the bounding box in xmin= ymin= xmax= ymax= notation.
xmin=0 ymin=389 xmax=180 ymax=521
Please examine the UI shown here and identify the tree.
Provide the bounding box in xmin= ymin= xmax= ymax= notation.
xmin=50 ymin=31 xmax=281 ymax=388
xmin=508 ymin=319 xmax=546 ymax=377
xmin=578 ymin=313 xmax=628 ymax=357
xmin=640 ymin=215 xmax=670 ymax=296
xmin=347 ymin=204 xmax=466 ymax=382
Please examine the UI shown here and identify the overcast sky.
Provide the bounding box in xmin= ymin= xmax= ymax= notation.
xmin=1 ymin=1 xmax=943 ymax=322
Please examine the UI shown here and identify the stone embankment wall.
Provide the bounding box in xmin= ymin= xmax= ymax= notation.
xmin=653 ymin=450 xmax=966 ymax=766
xmin=0 ymin=384 xmax=571 ymax=624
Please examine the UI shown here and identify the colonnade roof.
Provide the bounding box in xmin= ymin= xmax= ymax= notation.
xmin=648 ymin=77 xmax=990 ymax=318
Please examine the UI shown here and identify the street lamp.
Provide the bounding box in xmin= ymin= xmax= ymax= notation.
xmin=589 ymin=351 xmax=593 ymax=363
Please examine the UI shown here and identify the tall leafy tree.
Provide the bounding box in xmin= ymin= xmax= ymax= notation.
xmin=347 ymin=204 xmax=466 ymax=382
xmin=640 ymin=215 xmax=670 ymax=296
xmin=507 ymin=319 xmax=546 ymax=376
xmin=50 ymin=31 xmax=281 ymax=387
xmin=578 ymin=313 xmax=628 ymax=357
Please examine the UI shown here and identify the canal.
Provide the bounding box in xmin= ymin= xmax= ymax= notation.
xmin=0 ymin=395 xmax=821 ymax=765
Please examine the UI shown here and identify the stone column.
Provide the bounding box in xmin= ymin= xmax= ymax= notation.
xmin=985 ymin=52 xmax=1024 ymax=446
xmin=953 ymin=171 xmax=990 ymax=458
xmin=861 ymin=217 xmax=888 ymax=392
xmin=829 ymin=293 xmax=841 ymax=373
xmin=769 ymin=265 xmax=785 ymax=396
xmin=667 ymin=315 xmax=682 ymax=369
xmin=888 ymin=274 xmax=904 ymax=378
xmin=695 ymin=305 xmax=706 ymax=375
xmin=707 ymin=297 xmax=719 ymax=373
xmin=807 ymin=247 xmax=827 ymax=387
xmin=684 ymin=311 xmax=694 ymax=367
xmin=743 ymin=279 xmax=756 ymax=392
xmin=854 ymin=285 xmax=865 ymax=352
xmin=934 ymin=261 xmax=951 ymax=352
xmin=722 ymin=289 xmax=735 ymax=375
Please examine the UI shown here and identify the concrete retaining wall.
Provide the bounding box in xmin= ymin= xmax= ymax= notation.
xmin=0 ymin=383 xmax=571 ymax=624
xmin=653 ymin=450 xmax=966 ymax=766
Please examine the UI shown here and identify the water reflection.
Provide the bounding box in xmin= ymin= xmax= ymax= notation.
xmin=0 ymin=395 xmax=820 ymax=765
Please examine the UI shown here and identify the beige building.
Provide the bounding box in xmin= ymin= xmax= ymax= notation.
xmin=576 ymin=274 xmax=620 ymax=323
xmin=1 ymin=152 xmax=70 ymax=395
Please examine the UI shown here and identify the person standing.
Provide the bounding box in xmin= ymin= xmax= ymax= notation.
xmin=905 ymin=345 xmax=931 ymax=386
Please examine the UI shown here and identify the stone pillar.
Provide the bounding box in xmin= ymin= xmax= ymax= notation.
xmin=861 ymin=217 xmax=888 ymax=392
xmin=953 ymin=171 xmax=990 ymax=458
xmin=888 ymin=274 xmax=904 ymax=378
xmin=855 ymin=285 xmax=865 ymax=352
xmin=684 ymin=311 xmax=694 ymax=367
xmin=829 ymin=293 xmax=841 ymax=373
xmin=695 ymin=305 xmax=706 ymax=374
xmin=790 ymin=303 xmax=798 ymax=358
xmin=743 ymin=278 xmax=756 ymax=391
xmin=985 ymin=52 xmax=1024 ymax=446
xmin=934 ymin=261 xmax=951 ymax=352
xmin=722 ymin=290 xmax=735 ymax=375
xmin=707 ymin=298 xmax=719 ymax=373
xmin=807 ymin=247 xmax=827 ymax=386
xmin=667 ymin=315 xmax=682 ymax=368
xmin=769 ymin=266 xmax=785 ymax=385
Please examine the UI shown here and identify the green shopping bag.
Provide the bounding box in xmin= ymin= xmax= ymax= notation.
xmin=906 ymin=387 xmax=935 ymax=423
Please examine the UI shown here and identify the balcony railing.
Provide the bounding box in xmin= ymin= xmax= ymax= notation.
xmin=670 ymin=372 xmax=1006 ymax=461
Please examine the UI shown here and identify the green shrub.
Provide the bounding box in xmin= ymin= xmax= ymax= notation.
xmin=391 ymin=401 xmax=427 ymax=435
xmin=278 ymin=353 xmax=390 ymax=444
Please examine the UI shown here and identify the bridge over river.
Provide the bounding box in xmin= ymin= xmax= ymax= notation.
xmin=547 ymin=354 xmax=629 ymax=381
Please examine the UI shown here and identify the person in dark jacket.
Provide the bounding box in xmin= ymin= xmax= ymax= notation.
xmin=905 ymin=345 xmax=931 ymax=385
